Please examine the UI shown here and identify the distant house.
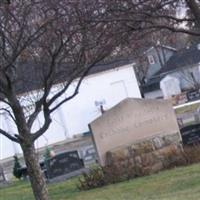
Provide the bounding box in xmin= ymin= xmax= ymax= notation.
xmin=0 ymin=59 xmax=141 ymax=159
xmin=141 ymin=44 xmax=200 ymax=99
xmin=145 ymin=45 xmax=176 ymax=80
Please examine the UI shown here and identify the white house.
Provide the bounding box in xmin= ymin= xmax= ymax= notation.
xmin=142 ymin=44 xmax=200 ymax=99
xmin=0 ymin=59 xmax=141 ymax=159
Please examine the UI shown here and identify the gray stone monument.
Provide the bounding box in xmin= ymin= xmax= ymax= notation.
xmin=90 ymin=98 xmax=181 ymax=166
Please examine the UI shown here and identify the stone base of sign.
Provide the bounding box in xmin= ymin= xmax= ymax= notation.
xmin=106 ymin=133 xmax=183 ymax=175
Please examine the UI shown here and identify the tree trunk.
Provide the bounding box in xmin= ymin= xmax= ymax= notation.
xmin=21 ymin=144 xmax=49 ymax=200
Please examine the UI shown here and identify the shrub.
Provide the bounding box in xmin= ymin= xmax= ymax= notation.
xmin=161 ymin=146 xmax=186 ymax=169
xmin=78 ymin=161 xmax=139 ymax=190
xmin=78 ymin=154 xmax=138 ymax=190
xmin=182 ymin=145 xmax=200 ymax=164
xmin=78 ymin=167 xmax=106 ymax=190
xmin=13 ymin=155 xmax=22 ymax=179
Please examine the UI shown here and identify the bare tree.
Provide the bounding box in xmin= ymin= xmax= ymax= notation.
xmin=1 ymin=1 xmax=200 ymax=199
xmin=0 ymin=1 xmax=125 ymax=199
xmin=97 ymin=0 xmax=200 ymax=37
xmin=177 ymin=69 xmax=200 ymax=90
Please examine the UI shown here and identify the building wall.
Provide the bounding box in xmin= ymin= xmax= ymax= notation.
xmin=160 ymin=76 xmax=181 ymax=98
xmin=0 ymin=64 xmax=141 ymax=159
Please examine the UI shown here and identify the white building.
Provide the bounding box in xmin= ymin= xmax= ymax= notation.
xmin=160 ymin=75 xmax=181 ymax=99
xmin=0 ymin=60 xmax=141 ymax=159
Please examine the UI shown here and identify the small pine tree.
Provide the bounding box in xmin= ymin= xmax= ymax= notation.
xmin=13 ymin=155 xmax=22 ymax=179
xmin=44 ymin=147 xmax=51 ymax=162
xmin=43 ymin=147 xmax=52 ymax=179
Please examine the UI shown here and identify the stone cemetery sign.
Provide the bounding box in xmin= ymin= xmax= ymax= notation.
xmin=181 ymin=123 xmax=200 ymax=145
xmin=90 ymin=98 xmax=181 ymax=166
xmin=46 ymin=151 xmax=84 ymax=179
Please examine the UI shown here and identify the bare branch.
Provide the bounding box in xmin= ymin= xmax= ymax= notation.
xmin=49 ymin=55 xmax=107 ymax=113
xmin=0 ymin=128 xmax=19 ymax=143
xmin=0 ymin=107 xmax=16 ymax=123
xmin=31 ymin=105 xmax=51 ymax=141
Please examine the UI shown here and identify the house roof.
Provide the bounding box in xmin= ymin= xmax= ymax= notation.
xmin=158 ymin=44 xmax=200 ymax=74
xmin=144 ymin=45 xmax=176 ymax=54
xmin=1 ymin=59 xmax=134 ymax=96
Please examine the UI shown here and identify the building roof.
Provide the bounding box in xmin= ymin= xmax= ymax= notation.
xmin=1 ymin=59 xmax=134 ymax=96
xmin=144 ymin=45 xmax=176 ymax=54
xmin=158 ymin=44 xmax=200 ymax=74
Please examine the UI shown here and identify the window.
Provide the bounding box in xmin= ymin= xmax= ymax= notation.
xmin=148 ymin=55 xmax=155 ymax=65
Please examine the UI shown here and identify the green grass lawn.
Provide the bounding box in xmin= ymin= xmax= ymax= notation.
xmin=1 ymin=164 xmax=200 ymax=200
